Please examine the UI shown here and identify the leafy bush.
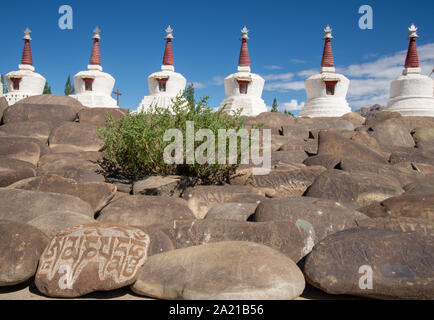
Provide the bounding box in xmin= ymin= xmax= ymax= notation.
xmin=98 ymin=93 xmax=251 ymax=184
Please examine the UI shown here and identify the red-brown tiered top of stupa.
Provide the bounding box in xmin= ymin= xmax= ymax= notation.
xmin=89 ymin=27 xmax=102 ymax=66
xmin=21 ymin=28 xmax=33 ymax=66
xmin=162 ymin=26 xmax=174 ymax=66
xmin=238 ymin=26 xmax=250 ymax=67
xmin=404 ymin=24 xmax=419 ymax=68
xmin=321 ymin=25 xmax=334 ymax=68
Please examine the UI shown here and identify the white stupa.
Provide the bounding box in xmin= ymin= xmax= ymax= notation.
xmin=387 ymin=24 xmax=434 ymax=116
xmin=218 ymin=27 xmax=267 ymax=116
xmin=4 ymin=28 xmax=46 ymax=105
xmin=70 ymin=27 xmax=118 ymax=108
xmin=136 ymin=26 xmax=187 ymax=113
xmin=299 ymin=25 xmax=351 ymax=118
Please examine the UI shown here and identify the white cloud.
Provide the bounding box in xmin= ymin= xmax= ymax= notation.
xmin=264 ymin=81 xmax=305 ymax=91
xmin=297 ymin=68 xmax=318 ymax=78
xmin=210 ymin=76 xmax=225 ymax=86
xmin=290 ymin=59 xmax=305 ymax=64
xmin=189 ymin=82 xmax=206 ymax=89
xmin=264 ymin=65 xmax=283 ymax=70
xmin=281 ymin=99 xmax=305 ymax=111
xmin=262 ymin=72 xmax=294 ymax=81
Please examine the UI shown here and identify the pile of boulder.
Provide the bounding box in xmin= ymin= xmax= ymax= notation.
xmin=0 ymin=94 xmax=433 ymax=300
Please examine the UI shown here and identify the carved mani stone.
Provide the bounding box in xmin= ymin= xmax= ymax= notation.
xmin=35 ymin=223 xmax=150 ymax=298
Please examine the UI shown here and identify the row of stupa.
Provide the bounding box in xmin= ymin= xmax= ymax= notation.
xmin=1 ymin=25 xmax=433 ymax=117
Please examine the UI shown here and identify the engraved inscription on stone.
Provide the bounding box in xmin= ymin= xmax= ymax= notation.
xmin=38 ymin=224 xmax=150 ymax=288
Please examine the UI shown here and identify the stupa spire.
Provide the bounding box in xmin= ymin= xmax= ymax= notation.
xmin=238 ymin=26 xmax=250 ymax=68
xmin=404 ymin=24 xmax=419 ymax=69
xmin=162 ymin=26 xmax=174 ymax=66
xmin=321 ymin=25 xmax=334 ymax=71
xmin=21 ymin=28 xmax=33 ymax=66
xmin=89 ymin=26 xmax=102 ymax=66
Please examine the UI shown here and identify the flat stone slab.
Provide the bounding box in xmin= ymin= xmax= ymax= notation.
xmin=358 ymin=194 xmax=434 ymax=222
xmin=0 ymin=121 xmax=51 ymax=143
xmin=27 ymin=211 xmax=97 ymax=238
xmin=304 ymin=227 xmax=434 ymax=299
xmin=78 ymin=107 xmax=126 ymax=126
xmin=182 ymin=185 xmax=264 ymax=219
xmin=49 ymin=122 xmax=102 ymax=153
xmin=0 ymin=187 xmax=94 ymax=222
xmin=254 ymin=197 xmax=369 ymax=247
xmin=0 ymin=157 xmax=35 ymax=187
xmin=0 ymin=136 xmax=41 ymax=166
xmin=9 ymin=174 xmax=116 ymax=213
xmin=246 ymin=166 xmax=326 ymax=198
xmin=97 ymin=195 xmax=195 ymax=228
xmin=0 ymin=220 xmax=49 ymax=286
xmin=37 ymin=158 xmax=104 ymax=183
xmin=305 ymin=169 xmax=404 ymax=207
xmin=154 ymin=219 xmax=311 ymax=262
xmin=317 ymin=130 xmax=387 ymax=164
xmin=131 ymin=241 xmax=305 ymax=300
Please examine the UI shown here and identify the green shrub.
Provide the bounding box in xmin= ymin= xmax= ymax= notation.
xmin=98 ymin=93 xmax=252 ymax=184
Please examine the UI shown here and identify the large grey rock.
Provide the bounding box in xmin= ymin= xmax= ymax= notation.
xmin=137 ymin=226 xmax=175 ymax=256
xmin=35 ymin=223 xmax=150 ymax=297
xmin=155 ymin=219 xmax=311 ymax=262
xmin=389 ymin=148 xmax=434 ymax=166
xmin=403 ymin=181 xmax=434 ymax=195
xmin=37 ymin=157 xmax=104 ymax=183
xmin=304 ymin=227 xmax=434 ymax=299
xmin=358 ymin=194 xmax=434 ymax=222
xmin=0 ymin=188 xmax=94 ymax=222
xmin=245 ymin=166 xmax=326 ymax=197
xmin=3 ymin=95 xmax=79 ymax=126
xmin=0 ymin=96 xmax=8 ymax=121
xmin=182 ymin=185 xmax=264 ymax=219
xmin=49 ymin=122 xmax=102 ymax=153
xmin=338 ymin=157 xmax=423 ymax=187
xmin=358 ymin=217 xmax=434 ymax=237
xmin=369 ymin=120 xmax=415 ymax=151
xmin=0 ymin=220 xmax=49 ymax=286
xmin=349 ymin=130 xmax=390 ymax=160
xmin=254 ymin=197 xmax=369 ymax=246
xmin=317 ymin=130 xmax=386 ymax=164
xmin=355 ymin=104 xmax=386 ymax=118
xmin=97 ymin=195 xmax=195 ymax=228
xmin=0 ymin=157 xmax=35 ymax=187
xmin=0 ymin=121 xmax=51 ymax=143
xmin=78 ymin=107 xmax=126 ymax=126
xmin=132 ymin=175 xmax=194 ymax=197
xmin=27 ymin=211 xmax=96 ymax=238
xmin=205 ymin=202 xmax=258 ymax=221
xmin=412 ymin=127 xmax=434 ymax=151
xmin=303 ymin=154 xmax=341 ymax=169
xmin=38 ymin=151 xmax=102 ymax=167
xmin=305 ymin=169 xmax=404 ymax=206
xmin=0 ymin=136 xmax=40 ymax=166
xmin=271 ymin=150 xmax=308 ymax=164
xmin=8 ymin=174 xmax=116 ymax=213
xmin=131 ymin=241 xmax=305 ymax=300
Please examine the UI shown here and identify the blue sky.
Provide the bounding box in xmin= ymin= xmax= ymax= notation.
xmin=1 ymin=0 xmax=433 ymax=115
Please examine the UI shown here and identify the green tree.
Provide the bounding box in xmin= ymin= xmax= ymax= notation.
xmin=1 ymin=74 xmax=6 ymax=94
xmin=271 ymin=98 xmax=278 ymax=112
xmin=184 ymin=83 xmax=195 ymax=105
xmin=283 ymin=110 xmax=295 ymax=117
xmin=64 ymin=75 xmax=75 ymax=95
xmin=43 ymin=82 xmax=52 ymax=94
